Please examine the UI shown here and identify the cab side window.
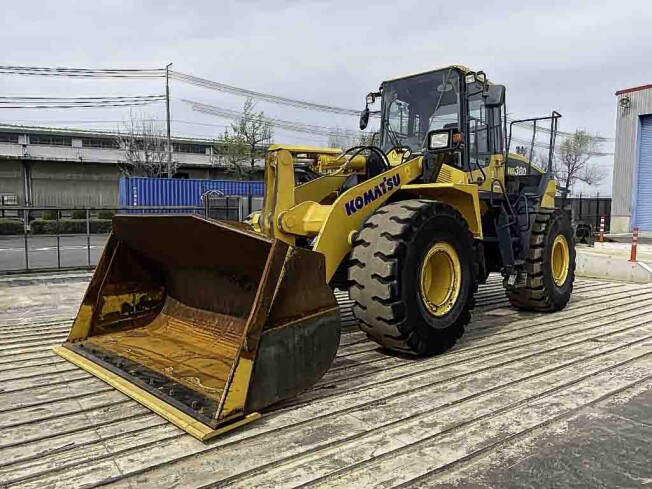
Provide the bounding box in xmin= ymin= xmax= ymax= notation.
xmin=467 ymin=87 xmax=490 ymax=168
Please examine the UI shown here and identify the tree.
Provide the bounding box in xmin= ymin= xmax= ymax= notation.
xmin=327 ymin=129 xmax=376 ymax=149
xmin=553 ymin=130 xmax=604 ymax=203
xmin=215 ymin=128 xmax=250 ymax=179
xmin=115 ymin=112 xmax=177 ymax=177
xmin=214 ymin=98 xmax=272 ymax=178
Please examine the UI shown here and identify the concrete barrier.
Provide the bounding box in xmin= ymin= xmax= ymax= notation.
xmin=593 ymin=241 xmax=652 ymax=254
xmin=576 ymin=251 xmax=652 ymax=283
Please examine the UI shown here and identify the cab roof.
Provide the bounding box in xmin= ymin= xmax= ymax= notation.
xmin=382 ymin=65 xmax=471 ymax=84
xmin=381 ymin=65 xmax=497 ymax=87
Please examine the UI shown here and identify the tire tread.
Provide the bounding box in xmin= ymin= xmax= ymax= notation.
xmin=348 ymin=200 xmax=477 ymax=355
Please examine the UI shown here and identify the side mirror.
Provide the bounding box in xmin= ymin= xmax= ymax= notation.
xmin=426 ymin=128 xmax=462 ymax=153
xmin=359 ymin=107 xmax=370 ymax=130
xmin=486 ymin=85 xmax=506 ymax=107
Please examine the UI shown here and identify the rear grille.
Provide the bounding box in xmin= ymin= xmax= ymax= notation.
xmin=437 ymin=167 xmax=453 ymax=183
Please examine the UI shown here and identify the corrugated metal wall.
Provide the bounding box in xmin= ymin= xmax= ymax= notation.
xmin=119 ymin=177 xmax=264 ymax=207
xmin=31 ymin=161 xmax=120 ymax=208
xmin=0 ymin=160 xmax=25 ymax=204
xmin=613 ymin=88 xmax=652 ymax=232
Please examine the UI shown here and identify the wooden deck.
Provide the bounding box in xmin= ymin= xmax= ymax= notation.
xmin=0 ymin=275 xmax=651 ymax=488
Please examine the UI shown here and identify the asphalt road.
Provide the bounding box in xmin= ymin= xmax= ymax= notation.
xmin=0 ymin=234 xmax=108 ymax=271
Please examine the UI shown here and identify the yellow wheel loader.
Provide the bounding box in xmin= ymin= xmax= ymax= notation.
xmin=55 ymin=65 xmax=575 ymax=440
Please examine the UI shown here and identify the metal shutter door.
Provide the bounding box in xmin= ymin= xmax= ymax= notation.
xmin=635 ymin=115 xmax=652 ymax=231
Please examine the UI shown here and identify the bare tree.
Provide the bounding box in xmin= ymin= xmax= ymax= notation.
xmin=115 ymin=112 xmax=178 ymax=177
xmin=328 ymin=129 xmax=376 ymax=149
xmin=553 ymin=130 xmax=604 ymax=203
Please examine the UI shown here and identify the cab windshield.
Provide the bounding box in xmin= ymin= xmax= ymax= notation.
xmin=380 ymin=68 xmax=461 ymax=153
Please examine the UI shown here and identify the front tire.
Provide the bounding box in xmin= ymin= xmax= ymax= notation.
xmin=506 ymin=209 xmax=576 ymax=311
xmin=348 ymin=200 xmax=478 ymax=356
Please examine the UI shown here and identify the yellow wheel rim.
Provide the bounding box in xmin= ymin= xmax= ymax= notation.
xmin=551 ymin=234 xmax=570 ymax=286
xmin=419 ymin=242 xmax=462 ymax=317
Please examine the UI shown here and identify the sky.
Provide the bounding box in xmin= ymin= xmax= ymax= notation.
xmin=1 ymin=0 xmax=651 ymax=195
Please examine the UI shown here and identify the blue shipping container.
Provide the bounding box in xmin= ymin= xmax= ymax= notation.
xmin=118 ymin=177 xmax=264 ymax=209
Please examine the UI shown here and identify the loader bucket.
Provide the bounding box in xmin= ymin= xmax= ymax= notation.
xmin=54 ymin=214 xmax=341 ymax=441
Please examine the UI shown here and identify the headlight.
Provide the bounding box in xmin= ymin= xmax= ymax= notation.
xmin=429 ymin=132 xmax=450 ymax=150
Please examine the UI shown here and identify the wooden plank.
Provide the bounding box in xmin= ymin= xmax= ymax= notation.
xmin=337 ymin=331 xmax=367 ymax=348
xmin=0 ymin=321 xmax=70 ymax=333
xmin=17 ymin=308 xmax=652 ymax=488
xmin=334 ymin=284 xmax=649 ymax=358
xmin=0 ymin=423 xmax=181 ymax=486
xmin=419 ymin=378 xmax=652 ymax=488
xmin=0 ymin=346 xmax=61 ymax=368
xmin=282 ymin=307 xmax=652 ymax=410
xmin=334 ymin=283 xmax=642 ymax=354
xmin=0 ymin=317 xmax=72 ymax=329
xmin=92 ymin=330 xmax=652 ymax=488
xmin=302 ymin=355 xmax=652 ymax=488
xmin=0 ymin=357 xmax=67 ymax=379
xmin=0 ymin=377 xmax=110 ymax=412
xmin=0 ymin=390 xmax=127 ymax=432
xmin=317 ymin=296 xmax=652 ymax=395
xmin=1 ymin=277 xmax=649 ymax=489
xmin=224 ymin=351 xmax=652 ymax=488
xmin=0 ymin=364 xmax=84 ymax=390
xmin=0 ymin=326 xmax=70 ymax=344
xmin=0 ymin=352 xmax=62 ymax=368
xmin=0 ymin=407 xmax=157 ymax=464
xmin=0 ymin=340 xmax=68 ymax=358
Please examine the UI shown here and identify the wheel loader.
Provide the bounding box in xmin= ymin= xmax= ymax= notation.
xmin=55 ymin=65 xmax=576 ymax=440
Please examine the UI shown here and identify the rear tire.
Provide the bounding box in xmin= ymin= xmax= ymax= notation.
xmin=506 ymin=209 xmax=576 ymax=311
xmin=348 ymin=200 xmax=478 ymax=356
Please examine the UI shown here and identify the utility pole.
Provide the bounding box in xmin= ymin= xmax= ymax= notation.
xmin=165 ymin=63 xmax=173 ymax=175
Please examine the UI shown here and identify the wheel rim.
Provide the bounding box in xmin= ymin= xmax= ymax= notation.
xmin=551 ymin=234 xmax=570 ymax=286
xmin=419 ymin=242 xmax=462 ymax=317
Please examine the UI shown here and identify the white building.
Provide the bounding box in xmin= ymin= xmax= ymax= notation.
xmin=0 ymin=124 xmax=258 ymax=208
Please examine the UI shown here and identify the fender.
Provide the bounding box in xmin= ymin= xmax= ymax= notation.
xmin=401 ymin=183 xmax=483 ymax=238
xmin=313 ymin=157 xmax=423 ymax=281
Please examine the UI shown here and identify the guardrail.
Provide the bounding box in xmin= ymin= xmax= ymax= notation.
xmin=0 ymin=205 xmax=212 ymax=274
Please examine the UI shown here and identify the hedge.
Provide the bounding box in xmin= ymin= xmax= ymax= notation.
xmin=30 ymin=219 xmax=112 ymax=235
xmin=42 ymin=210 xmax=59 ymax=220
xmin=97 ymin=210 xmax=115 ymax=220
xmin=0 ymin=219 xmax=24 ymax=235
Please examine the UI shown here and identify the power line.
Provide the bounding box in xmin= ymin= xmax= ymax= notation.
xmin=0 ymin=119 xmax=332 ymax=144
xmin=0 ymin=118 xmax=232 ymax=130
xmin=182 ymin=98 xmax=367 ymax=138
xmin=171 ymin=71 xmax=364 ymax=117
xmin=510 ymin=135 xmax=614 ymax=156
xmin=0 ymin=95 xmax=165 ymax=101
xmin=0 ymin=102 xmax=164 ymax=109
xmin=0 ymin=65 xmax=164 ymax=79
xmin=510 ymin=119 xmax=614 ymax=143
xmin=0 ymin=94 xmax=166 ymax=109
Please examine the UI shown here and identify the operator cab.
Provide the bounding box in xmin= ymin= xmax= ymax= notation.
xmin=359 ymin=65 xmax=558 ymax=200
xmin=361 ymin=66 xmax=507 ymax=177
